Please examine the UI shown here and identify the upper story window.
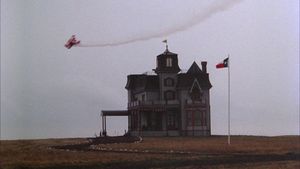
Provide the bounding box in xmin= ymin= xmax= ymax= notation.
xmin=189 ymin=79 xmax=203 ymax=101
xmin=190 ymin=90 xmax=202 ymax=100
xmin=166 ymin=58 xmax=172 ymax=67
xmin=164 ymin=90 xmax=175 ymax=100
xmin=190 ymin=87 xmax=204 ymax=101
xmin=164 ymin=78 xmax=174 ymax=87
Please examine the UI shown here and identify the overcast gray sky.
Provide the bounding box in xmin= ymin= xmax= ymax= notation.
xmin=1 ymin=0 xmax=299 ymax=140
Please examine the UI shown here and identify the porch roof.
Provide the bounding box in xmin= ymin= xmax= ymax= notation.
xmin=101 ymin=110 xmax=129 ymax=116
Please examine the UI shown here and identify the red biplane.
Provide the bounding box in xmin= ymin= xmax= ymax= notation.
xmin=65 ymin=35 xmax=80 ymax=49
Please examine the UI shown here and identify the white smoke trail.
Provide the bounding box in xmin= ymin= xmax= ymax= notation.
xmin=77 ymin=0 xmax=242 ymax=47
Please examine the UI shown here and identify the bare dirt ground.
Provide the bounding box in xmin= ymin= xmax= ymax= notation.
xmin=1 ymin=136 xmax=299 ymax=169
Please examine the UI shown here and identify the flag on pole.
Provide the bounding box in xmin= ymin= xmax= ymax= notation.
xmin=162 ymin=39 xmax=167 ymax=43
xmin=216 ymin=56 xmax=231 ymax=145
xmin=216 ymin=57 xmax=229 ymax=69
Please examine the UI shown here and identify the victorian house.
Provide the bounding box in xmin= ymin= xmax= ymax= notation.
xmin=102 ymin=47 xmax=212 ymax=136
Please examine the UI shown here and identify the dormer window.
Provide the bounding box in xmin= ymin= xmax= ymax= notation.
xmin=166 ymin=58 xmax=172 ymax=67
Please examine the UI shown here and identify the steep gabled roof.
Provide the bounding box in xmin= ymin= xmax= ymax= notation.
xmin=177 ymin=62 xmax=212 ymax=90
xmin=187 ymin=61 xmax=202 ymax=74
xmin=177 ymin=73 xmax=212 ymax=90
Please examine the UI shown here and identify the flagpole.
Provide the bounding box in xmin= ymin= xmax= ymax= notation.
xmin=228 ymin=54 xmax=231 ymax=145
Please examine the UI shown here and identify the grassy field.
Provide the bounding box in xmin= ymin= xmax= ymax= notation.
xmin=1 ymin=136 xmax=299 ymax=169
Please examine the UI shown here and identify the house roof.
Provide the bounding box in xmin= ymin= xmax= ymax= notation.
xmin=177 ymin=62 xmax=212 ymax=89
xmin=176 ymin=73 xmax=212 ymax=89
xmin=101 ymin=110 xmax=129 ymax=116
xmin=187 ymin=61 xmax=202 ymax=74
xmin=161 ymin=48 xmax=177 ymax=55
xmin=125 ymin=74 xmax=159 ymax=90
xmin=126 ymin=61 xmax=212 ymax=91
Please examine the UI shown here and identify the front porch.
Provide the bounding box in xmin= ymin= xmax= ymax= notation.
xmin=128 ymin=105 xmax=181 ymax=136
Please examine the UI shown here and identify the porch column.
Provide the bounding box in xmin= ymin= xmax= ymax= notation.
xmin=138 ymin=110 xmax=141 ymax=136
xmin=101 ymin=114 xmax=104 ymax=134
xmin=104 ymin=116 xmax=107 ymax=133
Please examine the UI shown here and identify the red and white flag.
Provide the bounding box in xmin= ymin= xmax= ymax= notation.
xmin=216 ymin=57 xmax=229 ymax=69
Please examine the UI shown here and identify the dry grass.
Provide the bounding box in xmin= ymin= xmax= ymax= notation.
xmin=0 ymin=138 xmax=166 ymax=168
xmin=93 ymin=135 xmax=300 ymax=154
xmin=1 ymin=136 xmax=299 ymax=169
xmin=175 ymin=160 xmax=300 ymax=169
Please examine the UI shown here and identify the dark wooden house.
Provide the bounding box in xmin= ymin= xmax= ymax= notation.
xmin=102 ymin=48 xmax=212 ymax=136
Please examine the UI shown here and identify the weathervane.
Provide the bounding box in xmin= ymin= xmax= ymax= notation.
xmin=162 ymin=39 xmax=168 ymax=51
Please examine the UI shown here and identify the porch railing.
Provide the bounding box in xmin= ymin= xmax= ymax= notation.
xmin=128 ymin=100 xmax=179 ymax=108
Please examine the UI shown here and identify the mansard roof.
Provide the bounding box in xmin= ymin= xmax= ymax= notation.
xmin=125 ymin=74 xmax=159 ymax=91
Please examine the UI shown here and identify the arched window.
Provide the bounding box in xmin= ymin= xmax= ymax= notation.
xmin=189 ymin=79 xmax=203 ymax=101
xmin=166 ymin=58 xmax=172 ymax=67
xmin=190 ymin=87 xmax=202 ymax=100
xmin=164 ymin=78 xmax=174 ymax=87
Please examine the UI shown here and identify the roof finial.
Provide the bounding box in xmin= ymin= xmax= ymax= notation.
xmin=162 ymin=39 xmax=168 ymax=52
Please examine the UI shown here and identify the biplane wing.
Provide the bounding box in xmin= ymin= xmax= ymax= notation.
xmin=65 ymin=35 xmax=80 ymax=49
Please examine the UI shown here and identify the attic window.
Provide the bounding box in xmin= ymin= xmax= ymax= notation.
xmin=166 ymin=58 xmax=172 ymax=67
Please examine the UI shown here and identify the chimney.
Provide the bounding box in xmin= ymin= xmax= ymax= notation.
xmin=201 ymin=61 xmax=207 ymax=73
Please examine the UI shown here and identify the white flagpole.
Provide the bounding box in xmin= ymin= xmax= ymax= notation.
xmin=228 ymin=54 xmax=231 ymax=145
